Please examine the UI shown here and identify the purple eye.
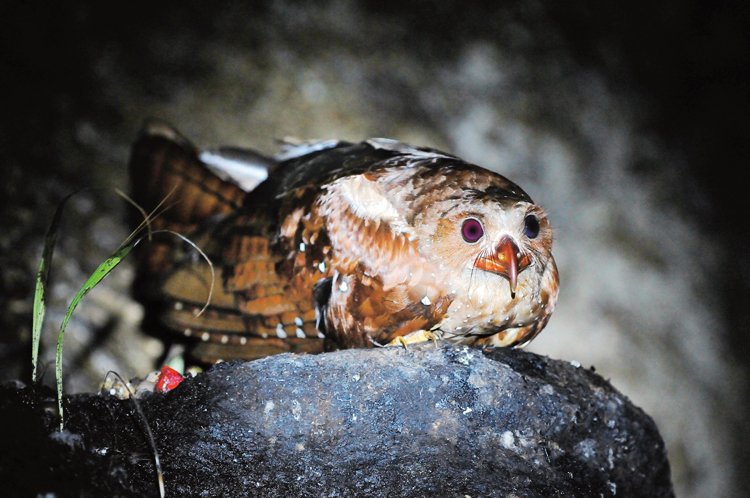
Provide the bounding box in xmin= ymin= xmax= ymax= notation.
xmin=523 ymin=214 xmax=540 ymax=239
xmin=461 ymin=218 xmax=484 ymax=243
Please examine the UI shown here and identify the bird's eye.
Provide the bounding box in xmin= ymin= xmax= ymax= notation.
xmin=461 ymin=218 xmax=484 ymax=243
xmin=524 ymin=214 xmax=540 ymax=239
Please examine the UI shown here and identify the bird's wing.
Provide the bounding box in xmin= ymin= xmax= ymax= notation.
xmin=128 ymin=121 xmax=324 ymax=362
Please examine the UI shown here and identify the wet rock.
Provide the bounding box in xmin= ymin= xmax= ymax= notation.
xmin=0 ymin=345 xmax=673 ymax=497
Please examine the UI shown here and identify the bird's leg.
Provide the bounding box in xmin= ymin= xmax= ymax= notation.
xmin=386 ymin=329 xmax=442 ymax=349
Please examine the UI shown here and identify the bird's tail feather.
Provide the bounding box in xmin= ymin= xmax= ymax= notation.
xmin=128 ymin=120 xmax=325 ymax=362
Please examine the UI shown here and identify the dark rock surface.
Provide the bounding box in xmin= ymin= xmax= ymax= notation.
xmin=0 ymin=345 xmax=673 ymax=497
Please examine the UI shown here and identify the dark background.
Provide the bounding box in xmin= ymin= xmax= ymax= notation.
xmin=1 ymin=1 xmax=748 ymax=496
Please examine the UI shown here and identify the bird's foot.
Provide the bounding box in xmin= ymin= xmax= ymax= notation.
xmin=386 ymin=329 xmax=441 ymax=349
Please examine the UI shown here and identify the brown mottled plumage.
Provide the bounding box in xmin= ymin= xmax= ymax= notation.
xmin=129 ymin=121 xmax=559 ymax=363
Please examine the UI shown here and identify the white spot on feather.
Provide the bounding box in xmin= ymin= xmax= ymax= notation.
xmin=421 ymin=295 xmax=432 ymax=306
xmin=276 ymin=324 xmax=287 ymax=339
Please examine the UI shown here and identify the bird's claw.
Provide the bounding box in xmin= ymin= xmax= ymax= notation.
xmin=386 ymin=330 xmax=441 ymax=349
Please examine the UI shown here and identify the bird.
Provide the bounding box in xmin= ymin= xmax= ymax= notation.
xmin=128 ymin=120 xmax=559 ymax=364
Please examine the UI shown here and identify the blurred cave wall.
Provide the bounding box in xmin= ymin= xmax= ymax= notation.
xmin=1 ymin=1 xmax=748 ymax=497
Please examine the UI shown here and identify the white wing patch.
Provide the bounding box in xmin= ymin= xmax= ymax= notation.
xmin=200 ymin=148 xmax=272 ymax=192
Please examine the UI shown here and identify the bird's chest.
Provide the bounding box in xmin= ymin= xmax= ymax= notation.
xmin=438 ymin=273 xmax=546 ymax=339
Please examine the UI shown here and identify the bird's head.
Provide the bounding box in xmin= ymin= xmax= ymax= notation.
xmin=323 ymin=158 xmax=555 ymax=301
xmin=409 ymin=171 xmax=555 ymax=299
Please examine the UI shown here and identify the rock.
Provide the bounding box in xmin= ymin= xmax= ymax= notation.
xmin=0 ymin=345 xmax=672 ymax=497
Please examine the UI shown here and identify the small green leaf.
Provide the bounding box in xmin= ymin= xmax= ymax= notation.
xmin=55 ymin=244 xmax=134 ymax=430
xmin=32 ymin=193 xmax=76 ymax=384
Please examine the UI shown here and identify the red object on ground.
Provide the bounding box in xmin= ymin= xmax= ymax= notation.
xmin=155 ymin=365 xmax=184 ymax=393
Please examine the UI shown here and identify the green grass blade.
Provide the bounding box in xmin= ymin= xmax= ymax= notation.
xmin=50 ymin=190 xmax=212 ymax=430
xmin=44 ymin=186 xmax=188 ymax=430
xmin=32 ymin=192 xmax=76 ymax=384
xmin=53 ymin=228 xmax=213 ymax=430
xmin=55 ymin=243 xmax=134 ymax=431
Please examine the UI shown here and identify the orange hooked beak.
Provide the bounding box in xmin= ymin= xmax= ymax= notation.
xmin=474 ymin=236 xmax=531 ymax=298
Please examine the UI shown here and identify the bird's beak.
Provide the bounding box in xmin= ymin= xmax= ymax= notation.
xmin=474 ymin=236 xmax=531 ymax=298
